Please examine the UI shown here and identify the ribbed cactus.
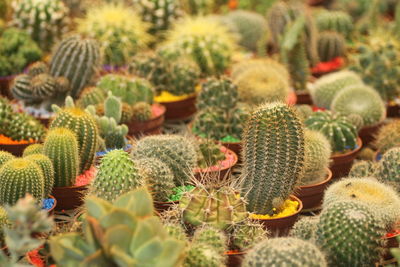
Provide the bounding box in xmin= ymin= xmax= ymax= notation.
xmin=310 ymin=70 xmax=363 ymax=109
xmin=11 ymin=0 xmax=69 ymax=51
xmin=231 ymin=219 xmax=269 ymax=251
xmin=50 ymin=35 xmax=101 ymax=98
xmin=197 ymin=77 xmax=237 ymax=111
xmin=243 ymin=237 xmax=327 ymax=267
xmin=50 ymin=105 xmax=98 ymax=173
xmin=90 ymin=150 xmax=142 ymax=202
xmin=27 ymin=61 xmax=48 ymax=76
xmin=192 ymin=226 xmax=228 ymax=254
xmin=134 ymin=158 xmax=175 ymax=202
xmin=180 ymin=0 xmax=213 ymax=15
xmin=316 ymin=201 xmax=385 ymax=266
xmin=22 ymin=144 xmax=43 ymax=157
xmin=76 ymin=87 xmax=105 ymax=109
xmin=0 ymin=205 xmax=8 ymax=244
xmin=290 ymin=216 xmax=319 ymax=241
xmin=132 ymin=135 xmax=197 ymax=185
xmin=0 ymin=158 xmax=44 ymax=205
xmin=43 ymin=128 xmax=79 ymax=187
xmin=241 ymin=103 xmax=305 ymax=215
xmin=349 ymin=160 xmax=377 ymax=177
xmin=0 ymin=96 xmax=12 ymax=122
xmin=331 ymin=85 xmax=386 ymax=127
xmin=374 ymin=120 xmax=400 ymax=154
xmin=167 ymin=59 xmax=200 ymax=96
xmin=184 ymin=243 xmax=226 ymax=267
xmin=179 ymin=186 xmax=247 ymax=230
xmin=346 ymin=113 xmax=364 ymax=131
xmin=287 ymin=37 xmax=311 ymax=92
xmin=305 ymin=111 xmax=358 ymax=153
xmin=317 ymin=31 xmax=346 ymax=62
xmin=131 ymin=102 xmax=152 ymax=122
xmin=375 ymin=147 xmax=400 ymax=193
xmin=0 ymin=151 xmax=14 ymax=167
xmin=301 ymin=129 xmax=331 ymax=186
xmin=294 ymin=104 xmax=313 ymax=122
xmin=196 ymin=139 xmax=225 ymax=168
xmin=24 ymin=154 xmax=54 ymax=197
xmin=2 ymin=112 xmax=45 ymax=142
xmin=316 ymin=10 xmax=353 ymax=38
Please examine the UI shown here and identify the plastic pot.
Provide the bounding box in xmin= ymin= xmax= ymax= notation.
xmin=359 ymin=122 xmax=384 ymax=147
xmin=0 ymin=142 xmax=33 ymax=157
xmin=127 ymin=104 xmax=165 ymax=137
xmin=330 ymin=137 xmax=362 ymax=179
xmin=159 ymin=94 xmax=197 ymax=121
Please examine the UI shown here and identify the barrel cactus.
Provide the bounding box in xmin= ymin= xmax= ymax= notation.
xmin=164 ymin=222 xmax=188 ymax=242
xmin=374 ymin=120 xmax=400 ymax=154
xmin=24 ymin=154 xmax=54 ymax=197
xmin=290 ymin=216 xmax=319 ymax=241
xmin=316 ymin=10 xmax=353 ymax=38
xmin=349 ymin=160 xmax=377 ymax=177
xmin=294 ymin=104 xmax=313 ymax=122
xmin=192 ymin=225 xmax=228 ymax=254
xmin=375 ymin=147 xmax=400 ymax=193
xmin=2 ymin=112 xmax=45 ymax=142
xmin=0 ymin=151 xmax=14 ymax=167
xmin=184 ymin=243 xmax=226 ymax=267
xmin=76 ymin=87 xmax=105 ymax=108
xmin=131 ymin=102 xmax=152 ymax=122
xmin=196 ymin=139 xmax=225 ymax=169
xmin=22 ymin=144 xmax=43 ymax=157
xmin=317 ymin=31 xmax=346 ymax=62
xmin=231 ymin=219 xmax=269 ymax=251
xmin=197 ymin=77 xmax=237 ymax=111
xmin=27 ymin=61 xmax=48 ymax=76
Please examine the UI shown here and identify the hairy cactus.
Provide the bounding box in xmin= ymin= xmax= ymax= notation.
xmin=375 ymin=147 xmax=400 ymax=193
xmin=2 ymin=112 xmax=45 ymax=142
xmin=316 ymin=201 xmax=386 ymax=266
xmin=243 ymin=237 xmax=327 ymax=267
xmin=310 ymin=70 xmax=363 ymax=109
xmin=50 ymin=35 xmax=101 ymax=98
xmin=290 ymin=216 xmax=319 ymax=241
xmin=0 ymin=158 xmax=44 ymax=205
xmin=76 ymin=87 xmax=105 ymax=108
xmin=231 ymin=219 xmax=269 ymax=251
xmin=316 ymin=10 xmax=353 ymax=38
xmin=0 ymin=151 xmax=14 ymax=167
xmin=349 ymin=160 xmax=377 ymax=177
xmin=317 ymin=31 xmax=346 ymax=62
xmin=241 ymin=103 xmax=304 ymax=215
xmin=305 ymin=111 xmax=358 ymax=153
xmin=331 ymin=85 xmax=386 ymax=127
xmin=132 ymin=135 xmax=197 ymax=185
xmin=374 ymin=120 xmax=400 ymax=154
xmin=323 ymin=177 xmax=400 ymax=228
xmin=43 ymin=128 xmax=80 ymax=187
xmin=131 ymin=102 xmax=152 ymax=122
xmin=192 ymin=226 xmax=228 ymax=254
xmin=24 ymin=154 xmax=54 ymax=197
xmin=184 ymin=243 xmax=226 ymax=267
xmin=300 ymin=129 xmax=331 ymax=186
xmin=196 ymin=140 xmax=225 ymax=168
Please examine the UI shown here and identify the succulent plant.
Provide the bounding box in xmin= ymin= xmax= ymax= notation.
xmin=241 ymin=102 xmax=304 ymax=215
xmin=0 ymin=151 xmax=14 ymax=167
xmin=375 ymin=147 xmax=400 ymax=193
xmin=43 ymin=127 xmax=80 ymax=187
xmin=331 ymin=85 xmax=386 ymax=127
xmin=305 ymin=111 xmax=358 ymax=153
xmin=77 ymin=3 xmax=150 ymax=66
xmin=231 ymin=219 xmax=269 ymax=251
xmin=317 ymin=31 xmax=346 ymax=62
xmin=0 ymin=96 xmax=12 ymax=122
xmin=192 ymin=225 xmax=228 ymax=254
xmin=349 ymin=160 xmax=377 ymax=177
xmin=310 ymin=70 xmax=363 ymax=109
xmin=290 ymin=216 xmax=319 ymax=241
xmin=231 ymin=58 xmax=289 ymax=81
xmin=374 ymin=120 xmax=400 ymax=154
xmin=0 ymin=205 xmax=7 ymax=245
xmin=346 ymin=113 xmax=364 ymax=131
xmin=197 ymin=77 xmax=237 ymax=111
xmin=76 ymin=87 xmax=105 ymax=109
xmin=131 ymin=102 xmax=152 ymax=122
xmin=164 ymin=222 xmax=188 ymax=242
xmin=243 ymin=237 xmax=327 ymax=267
xmin=50 ymin=35 xmax=101 ymax=99
xmin=315 ymin=10 xmax=353 ymax=38
xmin=1 ymin=112 xmax=46 ymax=142
xmin=11 ymin=0 xmax=69 ymax=51
xmin=316 ymin=201 xmax=386 ymax=266
xmin=27 ymin=61 xmax=48 ymax=76
xmin=294 ymin=104 xmax=313 ymax=121
xmin=196 ymin=139 xmax=225 ymax=169
xmin=132 ymin=134 xmax=197 ymax=185
xmin=184 ymin=243 xmax=226 ymax=267
xmin=24 ymin=154 xmax=54 ymax=197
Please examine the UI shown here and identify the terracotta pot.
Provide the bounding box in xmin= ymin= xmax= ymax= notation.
xmin=127 ymin=104 xmax=165 ymax=137
xmin=295 ymin=91 xmax=313 ymax=105
xmin=387 ymin=103 xmax=400 ymax=118
xmin=0 ymin=75 xmax=14 ymax=99
xmin=287 ymin=91 xmax=297 ymax=106
xmin=52 ymin=184 xmax=88 ymax=211
xmin=154 ymin=200 xmax=178 ymax=213
xmin=225 ymin=251 xmax=246 ymax=267
xmin=0 ymin=142 xmax=33 ymax=157
xmin=359 ymin=122 xmax=384 ymax=147
xmin=330 ymin=137 xmax=362 ymax=179
xmin=159 ymin=94 xmax=197 ymax=121
xmin=46 ymin=195 xmax=57 ymax=216
xmin=295 ymin=168 xmax=332 ymax=211
xmin=251 ymin=195 xmax=303 ymax=236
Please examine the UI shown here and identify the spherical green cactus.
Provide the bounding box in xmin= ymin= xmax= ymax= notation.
xmin=243 ymin=237 xmax=327 ymax=267
xmin=164 ymin=222 xmax=188 ymax=242
xmin=310 ymin=70 xmax=363 ymax=109
xmin=132 ymin=135 xmax=197 ymax=185
xmin=11 ymin=73 xmax=58 ymax=104
xmin=305 ymin=111 xmax=358 ymax=153
xmin=197 ymin=77 xmax=238 ymax=111
xmin=290 ymin=216 xmax=319 ymax=241
xmin=192 ymin=226 xmax=228 ymax=254
xmin=323 ymin=177 xmax=400 ymax=228
xmin=294 ymin=104 xmax=313 ymax=122
xmin=134 ymin=158 xmax=175 ymax=202
xmin=231 ymin=58 xmax=289 ymax=81
xmin=316 ymin=201 xmax=386 ymax=266
xmin=22 ymin=144 xmax=43 ymax=157
xmin=50 ymin=107 xmax=98 ymax=173
xmin=300 ymin=129 xmax=331 ymax=186
xmin=317 ymin=31 xmax=346 ymax=62
xmin=166 ymin=58 xmax=200 ymax=96
xmin=374 ymin=120 xmax=400 ymax=154
xmin=76 ymin=87 xmax=105 ymax=109
xmin=0 ymin=151 xmax=14 ymax=167
xmin=346 ymin=113 xmax=364 ymax=131
xmin=331 ymin=85 xmax=386 ymax=127
xmin=90 ymin=150 xmax=142 ymax=202
xmin=0 ymin=158 xmax=44 ymax=205
xmin=131 ymin=102 xmax=152 ymax=122
xmin=50 ymin=35 xmax=101 ymax=98
xmin=0 ymin=96 xmax=12 ymax=122
xmin=349 ymin=160 xmax=377 ymax=177
xmin=184 ymin=243 xmax=226 ymax=267
xmin=241 ymin=102 xmax=305 ymax=215
xmin=2 ymin=112 xmax=45 ymax=142
xmin=24 ymin=154 xmax=54 ymax=197
xmin=231 ymin=219 xmax=269 ymax=251
xmin=27 ymin=61 xmax=48 ymax=76
xmin=375 ymin=147 xmax=400 ymax=193
xmin=43 ymin=128 xmax=80 ymax=187
xmin=316 ymin=10 xmax=353 ymax=38
xmin=120 ymin=103 xmax=134 ymax=124
xmin=196 ymin=140 xmax=225 ymax=168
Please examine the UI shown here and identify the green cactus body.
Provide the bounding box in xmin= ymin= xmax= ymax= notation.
xmin=50 ymin=107 xmax=98 ymax=173
xmin=290 ymin=216 xmax=319 ymax=241
xmin=305 ymin=111 xmax=358 ymax=153
xmin=316 ymin=11 xmax=353 ymax=38
xmin=50 ymin=35 xmax=101 ymax=98
xmin=43 ymin=128 xmax=80 ymax=187
xmin=316 ymin=201 xmax=385 ymax=266
xmin=76 ymin=87 xmax=105 ymax=108
xmin=24 ymin=154 xmax=54 ymax=197
xmin=241 ymin=103 xmax=305 ymax=215
xmin=192 ymin=226 xmax=228 ymax=254
xmin=0 ymin=158 xmax=44 ymax=205
xmin=266 ymin=1 xmax=293 ymax=50
xmin=11 ymin=73 xmax=57 ymax=103
xmin=134 ymin=158 xmax=175 ymax=202
xmin=132 ymin=135 xmax=197 ymax=185
xmin=0 ymin=151 xmax=14 ymax=167
xmin=317 ymin=31 xmax=346 ymax=62
xmin=197 ymin=77 xmax=238 ymax=111
xmin=104 ymin=92 xmax=122 ymax=123
xmin=22 ymin=144 xmax=43 ymax=157
xmin=349 ymin=160 xmax=377 ymax=177
xmin=243 ymin=237 xmax=327 ymax=267
xmin=374 ymin=120 xmax=400 ymax=154
xmin=0 ymin=206 xmax=8 ymax=244
xmin=288 ymin=39 xmax=310 ymax=92
xmin=346 ymin=113 xmax=364 ymax=131
xmin=294 ymin=104 xmax=313 ymax=122
xmin=196 ymin=140 xmax=225 ymax=168
xmin=231 ymin=220 xmax=269 ymax=251
xmin=164 ymin=222 xmax=188 ymax=242
xmin=375 ymin=147 xmax=400 ymax=193
xmin=179 ymin=186 xmax=248 ymax=230
xmin=184 ymin=243 xmax=226 ymax=267
xmin=331 ymin=85 xmax=386 ymax=127
xmin=131 ymin=102 xmax=152 ymax=122
xmin=310 ymin=70 xmax=363 ymax=109
xmin=231 ymin=58 xmax=289 ymax=81
xmin=301 ymin=129 xmax=331 ymax=186
xmin=0 ymin=96 xmax=12 ymax=122
xmin=90 ymin=149 xmax=142 ymax=202
xmin=167 ymin=59 xmax=200 ymax=96
xmin=3 ymin=112 xmax=45 ymax=142
xmin=27 ymin=61 xmax=48 ymax=76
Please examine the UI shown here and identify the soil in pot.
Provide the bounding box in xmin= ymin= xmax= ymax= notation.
xmin=330 ymin=137 xmax=362 ymax=179
xmin=127 ymin=104 xmax=165 ymax=137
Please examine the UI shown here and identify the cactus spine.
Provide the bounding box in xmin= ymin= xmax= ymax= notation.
xmin=2 ymin=112 xmax=45 ymax=142
xmin=374 ymin=120 xmax=400 ymax=154
xmin=375 ymin=147 xmax=400 ymax=193
xmin=349 ymin=160 xmax=377 ymax=177
xmin=290 ymin=216 xmax=319 ymax=241
xmin=24 ymin=154 xmax=54 ymax=197
xmin=184 ymin=243 xmax=226 ymax=267
xmin=231 ymin=220 xmax=269 ymax=251
xmin=192 ymin=226 xmax=228 ymax=254
xmin=0 ymin=151 xmax=14 ymax=168
xmin=76 ymin=87 xmax=105 ymax=109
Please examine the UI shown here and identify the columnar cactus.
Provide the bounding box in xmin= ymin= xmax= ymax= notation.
xmin=241 ymin=103 xmax=305 ymax=215
xmin=0 ymin=158 xmax=44 ymax=205
xmin=11 ymin=0 xmax=69 ymax=51
xmin=375 ymin=147 xmax=400 ymax=193
xmin=50 ymin=35 xmax=101 ymax=98
xmin=43 ymin=128 xmax=79 ymax=187
xmin=290 ymin=216 xmax=319 ymax=241
xmin=24 ymin=154 xmax=54 ymax=197
xmin=22 ymin=144 xmax=43 ymax=157
xmin=374 ymin=120 xmax=400 ymax=154
xmin=192 ymin=226 xmax=228 ymax=254
xmin=0 ymin=151 xmax=14 ymax=167
xmin=317 ymin=31 xmax=346 ymax=62
xmin=2 ymin=112 xmax=45 ymax=142
xmin=286 ymin=36 xmax=311 ymax=92
xmin=231 ymin=219 xmax=269 ymax=251
xmin=316 ymin=10 xmax=353 ymax=38
xmin=76 ymin=87 xmax=105 ymax=108
xmin=305 ymin=111 xmax=358 ymax=153
xmin=316 ymin=201 xmax=386 ymax=266
xmin=242 ymin=237 xmax=327 ymax=267
xmin=349 ymin=160 xmax=377 ymax=177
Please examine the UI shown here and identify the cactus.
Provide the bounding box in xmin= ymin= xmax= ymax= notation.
xmin=167 ymin=58 xmax=200 ymax=96
xmin=316 ymin=10 xmax=353 ymax=38
xmin=331 ymin=85 xmax=386 ymax=127
xmin=196 ymin=140 xmax=225 ymax=168
xmin=77 ymin=3 xmax=150 ymax=66
xmin=164 ymin=222 xmax=188 ymax=242
xmin=301 ymin=129 xmax=331 ymax=186
xmin=0 ymin=206 xmax=7 ymax=244
xmin=0 ymin=158 xmax=44 ymax=205
xmin=24 ymin=154 xmax=54 ymax=197
xmin=290 ymin=216 xmax=319 ymax=241
xmin=375 ymin=147 xmax=400 ymax=193
xmin=231 ymin=58 xmax=289 ymax=81
xmin=180 ymin=0 xmax=213 ymax=15
xmin=132 ymin=135 xmax=197 ymax=185
xmin=231 ymin=219 xmax=269 ymax=251
xmin=131 ymin=102 xmax=152 ymax=122
xmin=22 ymin=144 xmax=43 ymax=157
xmin=374 ymin=120 xmax=400 ymax=154
xmin=241 ymin=102 xmax=305 ymax=215
xmin=316 ymin=201 xmax=386 ymax=266
xmin=286 ymin=35 xmax=311 ymax=92
xmin=294 ymin=104 xmax=313 ymax=121
xmin=305 ymin=111 xmax=358 ymax=153
xmin=11 ymin=0 xmax=69 ymax=51
xmin=310 ymin=70 xmax=363 ymax=109
xmin=317 ymin=31 xmax=346 ymax=62
xmin=349 ymin=160 xmax=377 ymax=177
xmin=0 ymin=96 xmax=12 ymax=122
xmin=192 ymin=226 xmax=228 ymax=254
xmin=43 ymin=128 xmax=80 ymax=187
xmin=323 ymin=177 xmax=400 ymax=228
xmin=197 ymin=77 xmax=237 ymax=111
xmin=104 ymin=92 xmax=122 ymax=123
xmin=27 ymin=61 xmax=48 ymax=76
xmin=50 ymin=35 xmax=101 ymax=99
xmin=134 ymin=158 xmax=175 ymax=202
xmin=243 ymin=237 xmax=327 ymax=267
xmin=76 ymin=87 xmax=105 ymax=108
xmin=346 ymin=113 xmax=364 ymax=131
xmin=179 ymin=186 xmax=247 ymax=230
xmin=0 ymin=151 xmax=14 ymax=167
xmin=2 ymin=112 xmax=45 ymax=142
xmin=184 ymin=243 xmax=226 ymax=267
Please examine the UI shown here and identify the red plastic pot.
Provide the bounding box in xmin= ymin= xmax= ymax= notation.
xmin=330 ymin=137 xmax=362 ymax=179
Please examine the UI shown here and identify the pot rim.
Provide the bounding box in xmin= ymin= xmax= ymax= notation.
xmin=298 ymin=168 xmax=333 ymax=189
xmin=224 ymin=250 xmax=246 ymax=256
xmin=331 ymin=137 xmax=362 ymax=159
xmin=250 ymin=195 xmax=303 ymax=222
